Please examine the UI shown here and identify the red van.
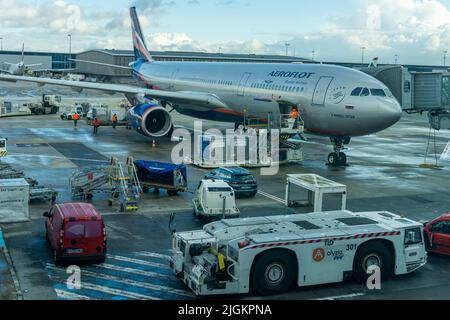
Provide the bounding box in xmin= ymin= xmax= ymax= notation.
xmin=44 ymin=203 xmax=107 ymax=264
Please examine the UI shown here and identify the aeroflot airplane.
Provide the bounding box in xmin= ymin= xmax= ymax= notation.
xmin=0 ymin=7 xmax=402 ymax=166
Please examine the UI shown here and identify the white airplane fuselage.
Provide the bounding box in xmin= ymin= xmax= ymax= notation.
xmin=134 ymin=61 xmax=403 ymax=137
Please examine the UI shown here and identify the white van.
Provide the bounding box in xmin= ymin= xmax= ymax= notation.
xmin=193 ymin=180 xmax=240 ymax=219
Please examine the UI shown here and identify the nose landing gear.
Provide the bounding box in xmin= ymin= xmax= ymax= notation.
xmin=327 ymin=136 xmax=350 ymax=166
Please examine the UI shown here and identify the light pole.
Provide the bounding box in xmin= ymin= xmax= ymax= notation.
xmin=312 ymin=50 xmax=316 ymax=61
xmin=285 ymin=43 xmax=290 ymax=56
xmin=394 ymin=54 xmax=398 ymax=64
xmin=0 ymin=37 xmax=3 ymax=51
xmin=361 ymin=46 xmax=366 ymax=64
xmin=68 ymin=34 xmax=72 ymax=68
xmin=444 ymin=51 xmax=448 ymax=66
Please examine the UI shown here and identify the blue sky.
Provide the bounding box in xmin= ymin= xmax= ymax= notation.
xmin=2 ymin=0 xmax=450 ymax=65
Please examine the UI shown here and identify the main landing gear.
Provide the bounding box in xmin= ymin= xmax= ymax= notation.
xmin=327 ymin=136 xmax=351 ymax=167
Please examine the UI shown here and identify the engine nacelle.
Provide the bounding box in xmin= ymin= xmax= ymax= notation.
xmin=127 ymin=103 xmax=173 ymax=138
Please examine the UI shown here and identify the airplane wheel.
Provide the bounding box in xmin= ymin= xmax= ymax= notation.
xmin=338 ymin=153 xmax=347 ymax=166
xmin=328 ymin=153 xmax=339 ymax=166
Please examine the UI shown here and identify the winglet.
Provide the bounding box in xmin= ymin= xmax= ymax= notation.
xmin=130 ymin=7 xmax=154 ymax=63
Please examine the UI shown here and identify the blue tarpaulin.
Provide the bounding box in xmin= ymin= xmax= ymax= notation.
xmin=134 ymin=160 xmax=187 ymax=187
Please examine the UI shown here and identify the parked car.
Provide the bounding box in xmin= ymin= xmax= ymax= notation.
xmin=44 ymin=203 xmax=107 ymax=264
xmin=204 ymin=167 xmax=257 ymax=198
xmin=193 ymin=179 xmax=240 ymax=220
xmin=423 ymin=213 xmax=450 ymax=256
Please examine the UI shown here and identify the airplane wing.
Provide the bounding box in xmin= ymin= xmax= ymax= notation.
xmin=0 ymin=74 xmax=229 ymax=109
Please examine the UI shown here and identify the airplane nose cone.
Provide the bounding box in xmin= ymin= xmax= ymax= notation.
xmin=378 ymin=100 xmax=403 ymax=128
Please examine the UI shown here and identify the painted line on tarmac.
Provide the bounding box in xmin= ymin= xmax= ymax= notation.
xmin=47 ymin=264 xmax=193 ymax=298
xmin=46 ymin=268 xmax=162 ymax=300
xmin=5 ymin=153 xmax=110 ymax=163
xmin=134 ymin=251 xmax=171 ymax=260
xmin=54 ymin=288 xmax=94 ymax=300
xmin=257 ymin=190 xmax=285 ymax=204
xmin=106 ymin=254 xmax=169 ymax=269
xmin=314 ymin=293 xmax=365 ymax=300
xmin=94 ymin=263 xmax=175 ymax=280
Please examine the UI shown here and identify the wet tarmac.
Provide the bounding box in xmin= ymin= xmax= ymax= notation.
xmin=0 ymin=96 xmax=450 ymax=300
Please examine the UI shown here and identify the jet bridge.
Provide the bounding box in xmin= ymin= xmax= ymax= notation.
xmin=361 ymin=66 xmax=450 ymax=130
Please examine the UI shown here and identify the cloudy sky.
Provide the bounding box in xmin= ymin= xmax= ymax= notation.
xmin=1 ymin=0 xmax=450 ymax=65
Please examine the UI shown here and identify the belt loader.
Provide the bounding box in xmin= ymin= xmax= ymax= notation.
xmin=170 ymin=210 xmax=427 ymax=296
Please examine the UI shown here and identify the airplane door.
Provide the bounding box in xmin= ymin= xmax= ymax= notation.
xmin=312 ymin=76 xmax=334 ymax=105
xmin=237 ymin=72 xmax=252 ymax=96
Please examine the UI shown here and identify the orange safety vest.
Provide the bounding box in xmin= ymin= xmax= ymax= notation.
xmin=73 ymin=114 xmax=79 ymax=120
xmin=112 ymin=115 xmax=118 ymax=122
xmin=290 ymin=110 xmax=299 ymax=119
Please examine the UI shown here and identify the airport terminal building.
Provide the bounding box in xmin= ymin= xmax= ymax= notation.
xmin=0 ymin=50 xmax=75 ymax=71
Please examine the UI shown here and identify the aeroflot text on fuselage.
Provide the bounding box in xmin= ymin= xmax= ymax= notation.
xmin=268 ymin=71 xmax=315 ymax=79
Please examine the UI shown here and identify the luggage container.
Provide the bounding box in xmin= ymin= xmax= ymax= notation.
xmin=134 ymin=160 xmax=187 ymax=196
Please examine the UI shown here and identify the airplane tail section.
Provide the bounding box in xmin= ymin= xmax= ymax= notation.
xmin=130 ymin=7 xmax=154 ymax=63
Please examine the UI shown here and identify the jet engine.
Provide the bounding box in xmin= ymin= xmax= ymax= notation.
xmin=127 ymin=103 xmax=173 ymax=138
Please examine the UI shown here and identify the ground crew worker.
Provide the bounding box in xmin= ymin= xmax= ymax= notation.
xmin=290 ymin=107 xmax=299 ymax=119
xmin=290 ymin=107 xmax=300 ymax=129
xmin=112 ymin=113 xmax=118 ymax=129
xmin=92 ymin=118 xmax=101 ymax=134
xmin=73 ymin=113 xmax=80 ymax=128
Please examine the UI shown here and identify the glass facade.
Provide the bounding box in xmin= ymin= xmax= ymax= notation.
xmin=0 ymin=51 xmax=75 ymax=70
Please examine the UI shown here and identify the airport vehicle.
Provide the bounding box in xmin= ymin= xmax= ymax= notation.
xmin=0 ymin=137 xmax=7 ymax=158
xmin=60 ymin=103 xmax=89 ymax=120
xmin=86 ymin=105 xmax=127 ymax=126
xmin=0 ymin=7 xmax=403 ymax=166
xmin=423 ymin=214 xmax=450 ymax=255
xmin=42 ymin=95 xmax=62 ymax=113
xmin=170 ymin=210 xmax=427 ymax=296
xmin=43 ymin=203 xmax=107 ymax=264
xmin=134 ymin=160 xmax=187 ymax=196
xmin=0 ymin=43 xmax=42 ymax=76
xmin=193 ymin=180 xmax=240 ymax=219
xmin=205 ymin=167 xmax=257 ymax=198
xmin=61 ymin=111 xmax=83 ymax=121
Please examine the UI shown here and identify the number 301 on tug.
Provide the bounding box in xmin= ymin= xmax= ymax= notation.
xmin=170 ymin=210 xmax=427 ymax=296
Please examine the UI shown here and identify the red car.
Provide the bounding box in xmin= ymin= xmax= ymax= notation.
xmin=44 ymin=203 xmax=107 ymax=264
xmin=423 ymin=214 xmax=450 ymax=256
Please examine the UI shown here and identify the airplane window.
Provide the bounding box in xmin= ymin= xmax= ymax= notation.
xmin=351 ymin=87 xmax=363 ymax=96
xmin=296 ymin=87 xmax=300 ymax=92
xmin=370 ymin=89 xmax=386 ymax=97
xmin=360 ymin=88 xmax=370 ymax=96
xmin=384 ymin=89 xmax=394 ymax=98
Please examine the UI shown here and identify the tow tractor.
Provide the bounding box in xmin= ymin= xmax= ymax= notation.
xmin=170 ymin=210 xmax=427 ymax=296
xmin=0 ymin=137 xmax=7 ymax=158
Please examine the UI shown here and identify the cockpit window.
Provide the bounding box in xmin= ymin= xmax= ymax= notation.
xmin=370 ymin=89 xmax=387 ymax=97
xmin=360 ymin=88 xmax=370 ymax=96
xmin=384 ymin=89 xmax=394 ymax=98
xmin=351 ymin=87 xmax=363 ymax=96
